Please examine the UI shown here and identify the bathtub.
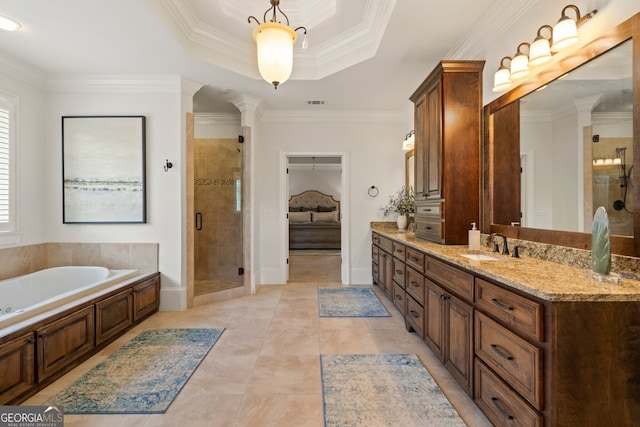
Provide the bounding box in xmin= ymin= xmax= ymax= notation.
xmin=0 ymin=266 xmax=138 ymax=331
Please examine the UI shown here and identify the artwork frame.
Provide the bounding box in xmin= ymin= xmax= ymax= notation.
xmin=62 ymin=116 xmax=147 ymax=224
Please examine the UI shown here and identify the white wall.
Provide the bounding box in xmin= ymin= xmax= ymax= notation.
xmin=43 ymin=76 xmax=196 ymax=311
xmin=0 ymin=57 xmax=47 ymax=246
xmin=256 ymin=112 xmax=406 ymax=285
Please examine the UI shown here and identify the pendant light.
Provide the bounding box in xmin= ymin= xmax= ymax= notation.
xmin=248 ymin=0 xmax=308 ymax=89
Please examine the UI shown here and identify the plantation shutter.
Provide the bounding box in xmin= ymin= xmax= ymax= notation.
xmin=0 ymin=106 xmax=9 ymax=227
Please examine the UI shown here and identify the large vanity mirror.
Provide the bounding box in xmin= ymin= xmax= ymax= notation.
xmin=483 ymin=12 xmax=639 ymax=256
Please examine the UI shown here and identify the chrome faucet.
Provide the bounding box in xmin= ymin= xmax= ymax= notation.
xmin=489 ymin=233 xmax=509 ymax=256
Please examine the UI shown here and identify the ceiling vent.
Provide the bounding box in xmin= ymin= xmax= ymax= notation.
xmin=306 ymin=99 xmax=326 ymax=105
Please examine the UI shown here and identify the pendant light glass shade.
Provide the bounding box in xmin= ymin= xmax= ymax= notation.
xmin=253 ymin=22 xmax=297 ymax=89
xmin=551 ymin=15 xmax=578 ymax=51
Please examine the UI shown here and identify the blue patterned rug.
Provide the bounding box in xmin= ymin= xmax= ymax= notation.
xmin=318 ymin=287 xmax=390 ymax=317
xmin=321 ymin=354 xmax=466 ymax=426
xmin=48 ymin=328 xmax=224 ymax=414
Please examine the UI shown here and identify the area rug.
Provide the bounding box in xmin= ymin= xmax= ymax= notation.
xmin=318 ymin=287 xmax=390 ymax=317
xmin=48 ymin=328 xmax=224 ymax=414
xmin=321 ymin=354 xmax=466 ymax=426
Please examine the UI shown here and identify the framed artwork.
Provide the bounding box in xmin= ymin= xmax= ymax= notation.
xmin=62 ymin=116 xmax=146 ymax=223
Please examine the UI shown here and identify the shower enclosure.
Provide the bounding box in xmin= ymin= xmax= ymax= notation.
xmin=194 ymin=137 xmax=244 ymax=295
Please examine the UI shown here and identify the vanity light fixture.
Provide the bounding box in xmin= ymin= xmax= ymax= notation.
xmin=0 ymin=15 xmax=21 ymax=31
xmin=248 ymin=0 xmax=308 ymax=89
xmin=402 ymin=130 xmax=415 ymax=152
xmin=492 ymin=56 xmax=513 ymax=92
xmin=510 ymin=43 xmax=531 ymax=80
xmin=492 ymin=4 xmax=597 ymax=93
xmin=528 ymin=25 xmax=553 ymax=66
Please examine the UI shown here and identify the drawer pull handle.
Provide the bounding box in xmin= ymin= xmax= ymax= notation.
xmin=411 ymin=281 xmax=419 ymax=287
xmin=491 ymin=344 xmax=514 ymax=360
xmin=409 ymin=310 xmax=420 ymax=318
xmin=395 ymin=294 xmax=403 ymax=300
xmin=491 ymin=298 xmax=514 ymax=311
xmin=395 ymin=270 xmax=403 ymax=274
xmin=438 ymin=294 xmax=446 ymax=300
xmin=425 ymin=226 xmax=432 ymax=230
xmin=491 ymin=397 xmax=514 ymax=420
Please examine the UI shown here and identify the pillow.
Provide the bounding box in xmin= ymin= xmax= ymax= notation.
xmin=289 ymin=206 xmax=304 ymax=212
xmin=312 ymin=211 xmax=338 ymax=222
xmin=289 ymin=211 xmax=311 ymax=222
xmin=317 ymin=205 xmax=336 ymax=212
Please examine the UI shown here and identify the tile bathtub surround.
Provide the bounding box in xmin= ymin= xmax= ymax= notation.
xmin=0 ymin=242 xmax=158 ymax=281
xmin=23 ymin=281 xmax=492 ymax=427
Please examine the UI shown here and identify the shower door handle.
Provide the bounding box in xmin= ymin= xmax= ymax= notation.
xmin=196 ymin=212 xmax=203 ymax=230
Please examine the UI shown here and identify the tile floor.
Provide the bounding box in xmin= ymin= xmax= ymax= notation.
xmin=25 ymin=279 xmax=492 ymax=426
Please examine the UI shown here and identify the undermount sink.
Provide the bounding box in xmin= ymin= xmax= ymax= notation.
xmin=460 ymin=253 xmax=501 ymax=261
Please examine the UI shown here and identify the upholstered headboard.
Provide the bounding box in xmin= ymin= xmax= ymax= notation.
xmin=288 ymin=190 xmax=340 ymax=222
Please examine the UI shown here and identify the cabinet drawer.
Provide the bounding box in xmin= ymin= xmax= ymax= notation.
xmin=406 ymin=295 xmax=424 ymax=337
xmin=476 ymin=278 xmax=543 ymax=341
xmin=378 ymin=236 xmax=393 ymax=253
xmin=372 ymin=232 xmax=380 ymax=246
xmin=392 ymin=258 xmax=406 ymax=288
xmin=393 ymin=283 xmax=406 ymax=315
xmin=474 ymin=359 xmax=542 ymax=427
xmin=405 ymin=267 xmax=425 ymax=305
xmin=415 ymin=202 xmax=443 ymax=217
xmin=392 ymin=242 xmax=406 ymax=260
xmin=475 ymin=312 xmax=543 ymax=409
xmin=425 ymin=256 xmax=473 ymax=302
xmin=415 ymin=219 xmax=443 ymax=242
xmin=372 ymin=244 xmax=380 ymax=264
xmin=406 ymin=248 xmax=424 ymax=273
xmin=372 ymin=262 xmax=379 ymax=285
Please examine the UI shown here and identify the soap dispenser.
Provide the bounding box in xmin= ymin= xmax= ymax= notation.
xmin=468 ymin=223 xmax=480 ymax=250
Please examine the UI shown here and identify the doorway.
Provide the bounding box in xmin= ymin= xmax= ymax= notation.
xmin=193 ymin=137 xmax=244 ymax=295
xmin=282 ymin=153 xmax=350 ymax=284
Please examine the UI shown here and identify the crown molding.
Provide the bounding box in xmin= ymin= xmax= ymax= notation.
xmin=46 ymin=74 xmax=184 ymax=93
xmin=0 ymin=50 xmax=46 ymax=89
xmin=445 ymin=0 xmax=538 ymax=60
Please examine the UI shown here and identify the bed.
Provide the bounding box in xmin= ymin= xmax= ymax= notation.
xmin=288 ymin=190 xmax=341 ymax=249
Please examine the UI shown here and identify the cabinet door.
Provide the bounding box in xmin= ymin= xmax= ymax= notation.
xmin=445 ymin=295 xmax=473 ymax=395
xmin=383 ymin=253 xmax=394 ymax=299
xmin=133 ymin=274 xmax=160 ymax=322
xmin=0 ymin=333 xmax=35 ymax=404
xmin=96 ymin=289 xmax=133 ymax=345
xmin=414 ymin=93 xmax=427 ymax=200
xmin=424 ymin=279 xmax=446 ymax=361
xmin=425 ymin=79 xmax=442 ymax=198
xmin=36 ymin=305 xmax=95 ymax=381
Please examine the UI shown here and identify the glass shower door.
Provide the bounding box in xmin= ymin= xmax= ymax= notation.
xmin=194 ymin=138 xmax=243 ymax=295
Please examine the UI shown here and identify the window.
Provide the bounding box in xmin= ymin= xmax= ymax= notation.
xmin=0 ymin=97 xmax=15 ymax=234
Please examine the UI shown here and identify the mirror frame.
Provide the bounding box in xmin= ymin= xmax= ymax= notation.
xmin=483 ymin=12 xmax=640 ymax=257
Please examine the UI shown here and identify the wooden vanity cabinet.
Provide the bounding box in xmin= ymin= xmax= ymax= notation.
xmin=372 ymin=233 xmax=640 ymax=425
xmin=0 ymin=332 xmax=35 ymax=403
xmin=134 ymin=275 xmax=161 ymax=321
xmin=410 ymin=60 xmax=484 ymax=244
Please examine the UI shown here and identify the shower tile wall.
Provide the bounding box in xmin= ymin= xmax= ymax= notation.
xmin=592 ymin=137 xmax=634 ymax=236
xmin=194 ymin=138 xmax=242 ymax=291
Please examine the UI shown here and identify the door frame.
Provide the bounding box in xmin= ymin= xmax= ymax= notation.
xmin=279 ymin=150 xmax=350 ymax=284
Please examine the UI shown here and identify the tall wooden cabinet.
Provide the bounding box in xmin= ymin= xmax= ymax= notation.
xmin=410 ymin=60 xmax=484 ymax=244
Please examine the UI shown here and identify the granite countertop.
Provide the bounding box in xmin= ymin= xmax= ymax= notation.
xmin=371 ymin=222 xmax=640 ymax=302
